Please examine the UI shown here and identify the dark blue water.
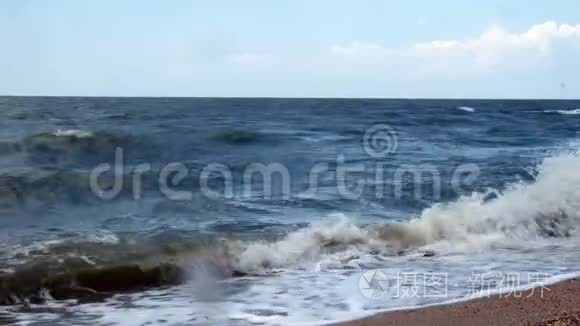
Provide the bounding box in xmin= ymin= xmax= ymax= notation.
xmin=1 ymin=97 xmax=580 ymax=325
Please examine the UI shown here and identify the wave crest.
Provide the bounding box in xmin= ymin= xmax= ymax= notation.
xmin=457 ymin=106 xmax=476 ymax=112
xmin=2 ymin=151 xmax=579 ymax=305
xmin=544 ymin=109 xmax=580 ymax=115
xmin=235 ymin=151 xmax=580 ymax=270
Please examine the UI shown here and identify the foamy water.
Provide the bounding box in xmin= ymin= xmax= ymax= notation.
xmin=544 ymin=109 xmax=580 ymax=115
xmin=5 ymin=150 xmax=580 ymax=325
xmin=457 ymin=106 xmax=476 ymax=112
xmin=13 ymin=244 xmax=577 ymax=325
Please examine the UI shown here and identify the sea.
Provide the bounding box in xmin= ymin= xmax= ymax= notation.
xmin=0 ymin=97 xmax=580 ymax=325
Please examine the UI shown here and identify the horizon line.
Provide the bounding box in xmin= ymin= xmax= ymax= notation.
xmin=1 ymin=95 xmax=579 ymax=101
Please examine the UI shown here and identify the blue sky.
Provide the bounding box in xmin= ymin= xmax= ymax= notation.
xmin=1 ymin=0 xmax=579 ymax=98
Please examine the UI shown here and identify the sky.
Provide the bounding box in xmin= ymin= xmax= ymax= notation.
xmin=1 ymin=0 xmax=579 ymax=98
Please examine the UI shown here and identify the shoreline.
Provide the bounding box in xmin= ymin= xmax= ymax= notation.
xmin=340 ymin=278 xmax=580 ymax=326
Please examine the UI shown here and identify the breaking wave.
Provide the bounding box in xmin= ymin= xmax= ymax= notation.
xmin=457 ymin=106 xmax=476 ymax=113
xmin=396 ymin=150 xmax=580 ymax=248
xmin=236 ymin=150 xmax=580 ymax=270
xmin=21 ymin=129 xmax=141 ymax=166
xmin=544 ymin=109 xmax=580 ymax=115
xmin=2 ymin=150 xmax=580 ymax=306
xmin=0 ymin=235 xmax=240 ymax=305
xmin=53 ymin=129 xmax=94 ymax=138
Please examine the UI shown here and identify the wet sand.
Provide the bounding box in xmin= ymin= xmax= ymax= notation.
xmin=342 ymin=278 xmax=580 ymax=326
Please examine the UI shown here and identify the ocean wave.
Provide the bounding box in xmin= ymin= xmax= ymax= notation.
xmin=457 ymin=106 xmax=476 ymax=112
xmin=318 ymin=152 xmax=569 ymax=256
xmin=0 ymin=263 xmax=187 ymax=305
xmin=2 ymin=151 xmax=579 ymax=306
xmin=234 ymin=218 xmax=382 ymax=272
xmin=392 ymin=151 xmax=580 ymax=250
xmin=207 ymin=129 xmax=265 ymax=145
xmin=0 ymin=235 xmax=239 ymax=305
xmin=544 ymin=109 xmax=580 ymax=115
xmin=235 ymin=151 xmax=580 ymax=270
xmin=53 ymin=129 xmax=94 ymax=138
xmin=0 ymin=168 xmax=99 ymax=210
xmin=21 ymin=130 xmax=138 ymax=166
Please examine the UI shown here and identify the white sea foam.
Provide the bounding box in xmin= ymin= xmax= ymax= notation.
xmin=53 ymin=129 xmax=94 ymax=138
xmin=399 ymin=151 xmax=580 ymax=251
xmin=544 ymin=109 xmax=580 ymax=115
xmin=235 ymin=217 xmax=383 ymax=272
xmin=326 ymin=271 xmax=580 ymax=326
xmin=47 ymin=252 xmax=580 ymax=326
xmin=457 ymin=106 xmax=476 ymax=112
xmin=232 ymin=150 xmax=580 ymax=272
xmin=6 ymin=151 xmax=580 ymax=326
xmin=8 ymin=230 xmax=120 ymax=262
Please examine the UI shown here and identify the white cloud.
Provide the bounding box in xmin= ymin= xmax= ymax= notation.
xmin=332 ymin=21 xmax=580 ymax=68
xmin=413 ymin=21 xmax=580 ymax=65
xmin=331 ymin=42 xmax=391 ymax=58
